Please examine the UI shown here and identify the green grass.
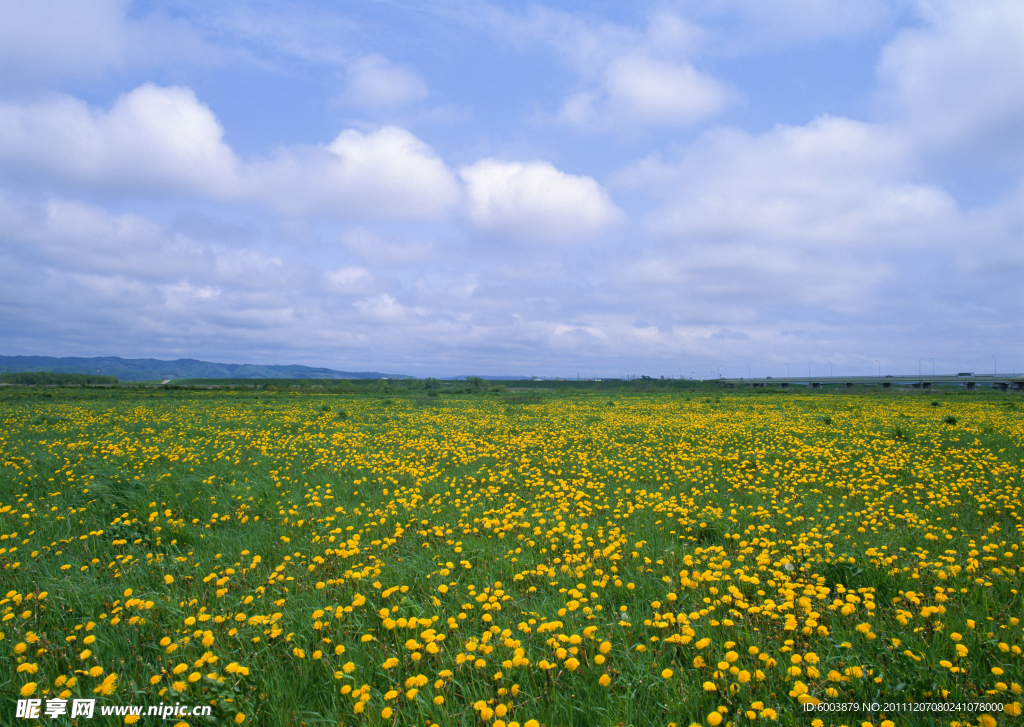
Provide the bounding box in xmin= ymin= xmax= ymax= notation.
xmin=0 ymin=386 xmax=1022 ymax=726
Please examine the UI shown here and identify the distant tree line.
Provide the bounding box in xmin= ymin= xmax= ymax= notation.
xmin=0 ymin=371 xmax=119 ymax=385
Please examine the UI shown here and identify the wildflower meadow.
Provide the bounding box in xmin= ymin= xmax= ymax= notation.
xmin=1 ymin=384 xmax=1022 ymax=726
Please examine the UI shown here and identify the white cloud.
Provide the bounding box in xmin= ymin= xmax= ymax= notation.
xmin=324 ymin=266 xmax=377 ymax=296
xmin=558 ymin=56 xmax=731 ymax=128
xmin=0 ymin=85 xmax=460 ymax=220
xmin=677 ymin=0 xmax=893 ymax=46
xmin=251 ymin=126 xmax=460 ymax=218
xmin=0 ymin=0 xmax=209 ymax=84
xmin=619 ymin=115 xmax=956 ymax=248
xmin=459 ymin=159 xmax=622 ymax=242
xmin=353 ymin=293 xmax=409 ymax=323
xmin=0 ymin=84 xmax=238 ymax=196
xmin=878 ymin=0 xmax=1024 ymax=166
xmin=499 ymin=7 xmax=732 ymax=130
xmin=340 ymin=227 xmax=434 ymax=266
xmin=345 ymin=54 xmax=428 ymax=108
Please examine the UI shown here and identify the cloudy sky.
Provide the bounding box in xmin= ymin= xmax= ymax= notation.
xmin=1 ymin=0 xmax=1022 ymax=378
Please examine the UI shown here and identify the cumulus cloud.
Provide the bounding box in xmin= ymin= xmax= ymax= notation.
xmin=345 ymin=54 xmax=429 ymax=108
xmin=878 ymin=0 xmax=1024 ymax=166
xmin=606 ymin=114 xmax=971 ymax=320
xmin=0 ymin=0 xmax=208 ymax=84
xmin=619 ymin=115 xmax=957 ymax=248
xmin=0 ymin=84 xmax=238 ymax=196
xmin=505 ymin=7 xmax=733 ymax=130
xmin=324 ymin=266 xmax=377 ymax=296
xmin=0 ymin=192 xmax=300 ymax=289
xmin=252 ymin=126 xmax=460 ymax=218
xmin=353 ymin=293 xmax=411 ymax=323
xmin=0 ymin=85 xmax=460 ymax=219
xmin=559 ymin=55 xmax=733 ymax=128
xmin=459 ymin=159 xmax=622 ymax=242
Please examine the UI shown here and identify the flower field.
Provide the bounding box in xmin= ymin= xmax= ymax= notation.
xmin=1 ymin=385 xmax=1022 ymax=726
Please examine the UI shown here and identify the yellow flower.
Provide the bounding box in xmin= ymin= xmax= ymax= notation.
xmin=234 ymin=714 xmax=246 ymax=724
xmin=382 ymin=708 xmax=393 ymax=718
xmin=565 ymin=657 xmax=580 ymax=671
xmin=164 ymin=575 xmax=174 ymax=584
xmin=661 ymin=668 xmax=673 ymax=679
xmin=599 ymin=674 xmax=611 ymax=687
xmin=20 ymin=682 xmax=37 ymax=697
xmin=94 ymin=674 xmax=117 ymax=696
xmin=707 ymin=712 xmax=723 ymax=726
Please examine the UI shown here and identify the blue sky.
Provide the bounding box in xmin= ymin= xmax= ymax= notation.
xmin=1 ymin=0 xmax=1022 ymax=378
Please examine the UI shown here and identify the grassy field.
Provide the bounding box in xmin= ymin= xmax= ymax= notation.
xmin=1 ymin=385 xmax=1022 ymax=726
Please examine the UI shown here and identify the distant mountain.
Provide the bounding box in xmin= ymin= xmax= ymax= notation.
xmin=0 ymin=356 xmax=412 ymax=382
